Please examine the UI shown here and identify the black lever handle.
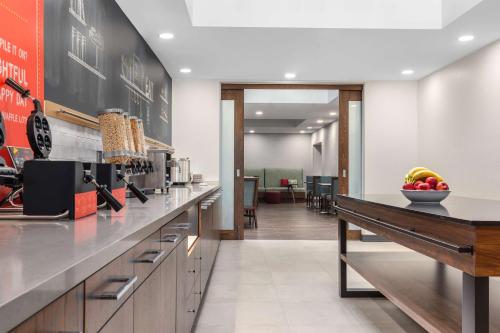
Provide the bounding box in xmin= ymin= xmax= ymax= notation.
xmin=117 ymin=173 xmax=148 ymax=203
xmin=5 ymin=78 xmax=30 ymax=98
xmin=127 ymin=182 xmax=148 ymax=203
xmin=84 ymin=174 xmax=124 ymax=212
xmin=97 ymin=185 xmax=124 ymax=212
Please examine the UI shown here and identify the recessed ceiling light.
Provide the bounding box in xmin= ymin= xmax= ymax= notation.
xmin=458 ymin=35 xmax=475 ymax=42
xmin=317 ymin=119 xmax=324 ymax=124
xmin=159 ymin=32 xmax=174 ymax=40
xmin=300 ymin=130 xmax=305 ymax=134
xmin=180 ymin=68 xmax=191 ymax=73
xmin=401 ymin=69 xmax=414 ymax=75
xmin=284 ymin=73 xmax=296 ymax=79
xmin=329 ymin=112 xmax=337 ymax=116
xmin=249 ymin=130 xmax=255 ymax=133
xmin=307 ymin=126 xmax=313 ymax=129
xmin=255 ymin=111 xmax=264 ymax=116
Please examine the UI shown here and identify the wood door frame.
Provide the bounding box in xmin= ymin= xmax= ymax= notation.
xmin=221 ymin=89 xmax=245 ymax=240
xmin=221 ymin=83 xmax=363 ymax=240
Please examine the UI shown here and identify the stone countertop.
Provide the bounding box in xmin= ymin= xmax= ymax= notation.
xmin=0 ymin=184 xmax=220 ymax=332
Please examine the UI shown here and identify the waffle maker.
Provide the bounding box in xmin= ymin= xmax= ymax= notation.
xmin=0 ymin=78 xmax=124 ymax=219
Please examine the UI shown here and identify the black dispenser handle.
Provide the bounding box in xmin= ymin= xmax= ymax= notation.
xmin=5 ymin=78 xmax=30 ymax=98
xmin=117 ymin=173 xmax=148 ymax=204
xmin=84 ymin=174 xmax=124 ymax=212
xmin=127 ymin=182 xmax=148 ymax=203
xmin=97 ymin=185 xmax=124 ymax=212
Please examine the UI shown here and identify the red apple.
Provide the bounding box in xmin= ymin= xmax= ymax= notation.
xmin=417 ymin=183 xmax=431 ymax=191
xmin=425 ymin=177 xmax=438 ymax=189
xmin=414 ymin=180 xmax=424 ymax=187
xmin=436 ymin=182 xmax=449 ymax=191
xmin=402 ymin=183 xmax=415 ymax=190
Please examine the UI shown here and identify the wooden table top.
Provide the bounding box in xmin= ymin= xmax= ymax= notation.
xmin=338 ymin=194 xmax=500 ymax=226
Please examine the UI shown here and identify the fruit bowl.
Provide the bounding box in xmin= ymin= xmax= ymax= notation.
xmin=401 ymin=190 xmax=451 ymax=204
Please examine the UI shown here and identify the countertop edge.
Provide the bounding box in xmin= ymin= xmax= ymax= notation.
xmin=0 ymin=185 xmax=220 ymax=333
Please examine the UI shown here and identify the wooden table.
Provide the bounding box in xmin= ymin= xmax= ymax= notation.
xmin=337 ymin=194 xmax=500 ymax=333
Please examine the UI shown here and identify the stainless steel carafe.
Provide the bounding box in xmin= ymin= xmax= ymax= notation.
xmin=170 ymin=158 xmax=191 ymax=184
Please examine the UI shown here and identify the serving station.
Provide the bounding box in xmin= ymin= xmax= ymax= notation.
xmin=337 ymin=194 xmax=500 ymax=333
xmin=0 ymin=185 xmax=222 ymax=333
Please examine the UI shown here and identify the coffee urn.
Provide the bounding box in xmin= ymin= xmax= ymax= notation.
xmin=170 ymin=158 xmax=191 ymax=185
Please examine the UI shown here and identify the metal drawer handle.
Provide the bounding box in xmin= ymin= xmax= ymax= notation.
xmin=171 ymin=225 xmax=190 ymax=230
xmin=188 ymin=309 xmax=196 ymax=313
xmin=188 ymin=269 xmax=196 ymax=273
xmin=93 ymin=275 xmax=137 ymax=300
xmin=134 ymin=249 xmax=166 ymax=264
xmin=335 ymin=206 xmax=474 ymax=254
xmin=160 ymin=234 xmax=180 ymax=243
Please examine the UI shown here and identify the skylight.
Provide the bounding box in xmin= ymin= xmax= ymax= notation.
xmin=185 ymin=0 xmax=483 ymax=30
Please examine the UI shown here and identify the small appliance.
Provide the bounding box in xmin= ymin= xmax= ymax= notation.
xmin=169 ymin=157 xmax=191 ymax=185
xmin=145 ymin=149 xmax=173 ymax=193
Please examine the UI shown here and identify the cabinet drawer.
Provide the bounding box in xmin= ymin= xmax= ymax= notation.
xmin=186 ymin=239 xmax=201 ymax=298
xmin=132 ymin=230 xmax=163 ymax=286
xmin=10 ymin=284 xmax=84 ymax=333
xmin=134 ymin=264 xmax=163 ymax=333
xmin=160 ymin=213 xmax=187 ymax=256
xmin=99 ymin=295 xmax=133 ymax=333
xmin=167 ymin=212 xmax=190 ymax=239
xmin=85 ymin=248 xmax=135 ymax=333
xmin=184 ymin=279 xmax=201 ymax=333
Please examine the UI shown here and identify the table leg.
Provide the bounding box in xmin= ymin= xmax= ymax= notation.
xmin=291 ymin=187 xmax=295 ymax=204
xmin=462 ymin=273 xmax=489 ymax=333
xmin=338 ymin=218 xmax=384 ymax=298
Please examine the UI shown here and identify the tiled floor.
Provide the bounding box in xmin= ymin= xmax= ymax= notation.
xmin=195 ymin=240 xmax=425 ymax=333
xmin=245 ymin=203 xmax=337 ymax=240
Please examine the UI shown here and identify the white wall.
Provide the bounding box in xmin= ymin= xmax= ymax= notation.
xmin=244 ymin=133 xmax=312 ymax=177
xmin=363 ymin=81 xmax=419 ymax=194
xmin=311 ymin=121 xmax=339 ymax=177
xmin=172 ymin=79 xmax=221 ymax=181
xmin=418 ymin=40 xmax=500 ymax=200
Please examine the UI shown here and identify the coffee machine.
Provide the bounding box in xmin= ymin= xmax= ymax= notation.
xmin=144 ymin=149 xmax=173 ymax=193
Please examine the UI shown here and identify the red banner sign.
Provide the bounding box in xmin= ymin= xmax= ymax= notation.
xmin=0 ymin=0 xmax=44 ymax=148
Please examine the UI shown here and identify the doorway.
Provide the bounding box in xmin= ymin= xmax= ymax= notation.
xmin=312 ymin=142 xmax=323 ymax=176
xmin=221 ymin=84 xmax=363 ymax=240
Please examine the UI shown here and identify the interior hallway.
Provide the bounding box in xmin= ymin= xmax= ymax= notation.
xmin=195 ymin=240 xmax=425 ymax=333
xmin=245 ymin=203 xmax=337 ymax=240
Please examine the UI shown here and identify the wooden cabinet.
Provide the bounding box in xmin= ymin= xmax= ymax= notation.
xmin=99 ymin=296 xmax=133 ymax=333
xmin=9 ymin=284 xmax=84 ymax=333
xmin=132 ymin=229 xmax=163 ymax=286
xmin=134 ymin=263 xmax=163 ymax=333
xmin=9 ymin=191 xmax=221 ymax=333
xmin=200 ymin=194 xmax=222 ymax=296
xmin=85 ymin=248 xmax=135 ymax=333
xmin=176 ymin=237 xmax=189 ymax=333
xmin=200 ymin=203 xmax=213 ymax=295
xmin=161 ymin=250 xmax=177 ymax=333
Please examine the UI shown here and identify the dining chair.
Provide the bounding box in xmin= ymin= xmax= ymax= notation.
xmin=306 ymin=176 xmax=314 ymax=207
xmin=318 ymin=176 xmax=332 ymax=212
xmin=244 ymin=177 xmax=259 ymax=228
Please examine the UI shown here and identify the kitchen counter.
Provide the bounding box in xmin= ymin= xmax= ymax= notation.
xmin=0 ymin=184 xmax=219 ymax=332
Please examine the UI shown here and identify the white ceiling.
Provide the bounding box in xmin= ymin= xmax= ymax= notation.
xmin=244 ymin=89 xmax=339 ymax=134
xmin=116 ymin=0 xmax=500 ymax=82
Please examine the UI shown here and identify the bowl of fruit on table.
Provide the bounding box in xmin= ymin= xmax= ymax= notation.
xmin=401 ymin=167 xmax=450 ymax=204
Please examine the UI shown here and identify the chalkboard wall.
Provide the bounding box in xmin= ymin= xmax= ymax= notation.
xmin=44 ymin=0 xmax=172 ymax=145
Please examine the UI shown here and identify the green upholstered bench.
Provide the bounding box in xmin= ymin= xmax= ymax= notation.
xmin=244 ymin=168 xmax=306 ymax=202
